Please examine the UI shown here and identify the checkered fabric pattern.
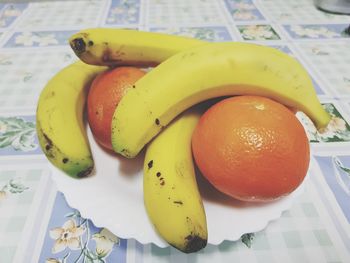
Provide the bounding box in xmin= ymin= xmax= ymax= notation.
xmin=146 ymin=0 xmax=226 ymax=26
xmin=294 ymin=41 xmax=350 ymax=97
xmin=257 ymin=0 xmax=350 ymax=23
xmin=128 ymin=176 xmax=346 ymax=263
xmin=0 ymin=48 xmax=76 ymax=110
xmin=0 ymin=168 xmax=48 ymax=263
xmin=0 ymin=0 xmax=349 ymax=262
xmin=15 ymin=1 xmax=106 ymax=30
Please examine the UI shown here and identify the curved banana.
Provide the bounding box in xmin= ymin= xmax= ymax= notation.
xmin=69 ymin=28 xmax=206 ymax=67
xmin=112 ymin=42 xmax=331 ymax=158
xmin=36 ymin=61 xmax=107 ymax=178
xmin=144 ymin=108 xmax=207 ymax=253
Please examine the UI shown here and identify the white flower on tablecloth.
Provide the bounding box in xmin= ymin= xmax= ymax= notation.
xmin=240 ymin=25 xmax=277 ymax=40
xmin=15 ymin=32 xmax=40 ymax=46
xmin=155 ymin=27 xmax=195 ymax=38
xmin=15 ymin=32 xmax=58 ymax=47
xmin=233 ymin=10 xmax=257 ymax=20
xmin=111 ymin=7 xmax=124 ymax=15
xmin=107 ymin=17 xmax=115 ymax=23
xmin=49 ymin=219 xmax=86 ymax=254
xmin=290 ymin=25 xmax=339 ymax=38
xmin=235 ymin=2 xmax=256 ymax=10
xmin=297 ymin=112 xmax=318 ymax=141
xmin=92 ymin=228 xmax=119 ymax=258
xmin=3 ymin=8 xmax=22 ymax=17
xmin=318 ymin=117 xmax=347 ymax=140
xmin=37 ymin=34 xmax=59 ymax=46
xmin=160 ymin=27 xmax=182 ymax=36
xmin=0 ymin=120 xmax=7 ymax=133
xmin=0 ymin=190 xmax=7 ymax=201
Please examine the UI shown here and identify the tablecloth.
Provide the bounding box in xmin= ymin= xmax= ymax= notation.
xmin=0 ymin=0 xmax=350 ymax=262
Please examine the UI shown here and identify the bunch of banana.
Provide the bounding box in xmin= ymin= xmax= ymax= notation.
xmin=36 ymin=61 xmax=107 ymax=178
xmin=36 ymin=27 xmax=331 ymax=253
xmin=36 ymin=28 xmax=209 ymax=252
xmin=111 ymin=41 xmax=331 ymax=158
xmin=37 ymin=29 xmax=206 ymax=178
xmin=69 ymin=28 xmax=205 ymax=67
xmin=144 ymin=106 xmax=207 ymax=253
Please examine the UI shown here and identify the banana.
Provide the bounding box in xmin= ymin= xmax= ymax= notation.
xmin=112 ymin=42 xmax=331 ymax=158
xmin=69 ymin=28 xmax=206 ymax=67
xmin=144 ymin=107 xmax=207 ymax=253
xmin=36 ymin=61 xmax=107 ymax=178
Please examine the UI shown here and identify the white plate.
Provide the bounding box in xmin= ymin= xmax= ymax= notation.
xmin=50 ymin=128 xmax=306 ymax=247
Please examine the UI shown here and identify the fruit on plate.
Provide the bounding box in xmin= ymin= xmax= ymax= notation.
xmin=87 ymin=67 xmax=146 ymax=150
xmin=38 ymin=29 xmax=202 ymax=178
xmin=36 ymin=28 xmax=331 ymax=252
xmin=143 ymin=107 xmax=207 ymax=253
xmin=192 ymin=96 xmax=310 ymax=202
xmin=69 ymin=28 xmax=206 ymax=67
xmin=111 ymin=42 xmax=330 ymax=158
xmin=36 ymin=61 xmax=107 ymax=178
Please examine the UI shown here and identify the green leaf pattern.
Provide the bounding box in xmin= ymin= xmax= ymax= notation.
xmin=290 ymin=25 xmax=339 ymax=38
xmin=239 ymin=25 xmax=280 ymax=40
xmin=0 ymin=116 xmax=38 ymax=151
xmin=47 ymin=212 xmax=120 ymax=263
xmin=298 ymin=103 xmax=350 ymax=143
xmin=153 ymin=27 xmax=226 ymax=41
xmin=0 ymin=177 xmax=29 ymax=201
xmin=241 ymin=233 xmax=255 ymax=248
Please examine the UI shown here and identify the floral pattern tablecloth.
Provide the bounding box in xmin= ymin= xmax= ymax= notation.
xmin=0 ymin=0 xmax=350 ymax=262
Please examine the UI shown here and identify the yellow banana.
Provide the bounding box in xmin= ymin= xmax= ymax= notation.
xmin=39 ymin=29 xmax=205 ymax=177
xmin=144 ymin=107 xmax=207 ymax=253
xmin=112 ymin=42 xmax=331 ymax=158
xmin=69 ymin=28 xmax=206 ymax=67
xmin=36 ymin=61 xmax=107 ymax=178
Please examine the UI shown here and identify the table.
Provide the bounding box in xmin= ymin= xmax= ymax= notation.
xmin=0 ymin=0 xmax=350 ymax=262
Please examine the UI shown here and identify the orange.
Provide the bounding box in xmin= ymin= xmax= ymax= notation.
xmin=87 ymin=67 xmax=146 ymax=150
xmin=191 ymin=95 xmax=310 ymax=202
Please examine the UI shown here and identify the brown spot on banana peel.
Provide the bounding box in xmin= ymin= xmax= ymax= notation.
xmin=101 ymin=48 xmax=159 ymax=67
xmin=173 ymin=200 xmax=183 ymax=205
xmin=42 ymin=132 xmax=54 ymax=157
xmin=147 ymin=160 xmax=153 ymax=169
xmin=76 ymin=166 xmax=93 ymax=178
xmin=70 ymin=37 xmax=87 ymax=55
xmin=160 ymin=179 xmax=165 ymax=186
xmin=183 ymin=235 xmax=207 ymax=253
xmin=120 ymin=148 xmax=132 ymax=158
xmin=39 ymin=131 xmax=93 ymax=178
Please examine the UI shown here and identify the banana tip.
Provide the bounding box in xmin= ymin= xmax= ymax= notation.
xmin=70 ymin=37 xmax=86 ymax=55
xmin=182 ymin=235 xmax=207 ymax=253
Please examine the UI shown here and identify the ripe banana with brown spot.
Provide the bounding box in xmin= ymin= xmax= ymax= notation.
xmin=39 ymin=29 xmax=205 ymax=177
xmin=143 ymin=107 xmax=207 ymax=253
xmin=69 ymin=28 xmax=206 ymax=67
xmin=36 ymin=61 xmax=107 ymax=178
xmin=111 ymin=42 xmax=331 ymax=158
